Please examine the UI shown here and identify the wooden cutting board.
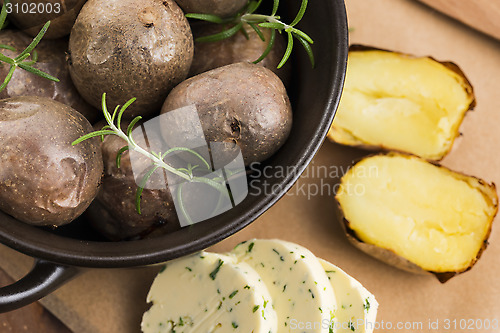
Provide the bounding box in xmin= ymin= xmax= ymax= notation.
xmin=417 ymin=0 xmax=500 ymax=40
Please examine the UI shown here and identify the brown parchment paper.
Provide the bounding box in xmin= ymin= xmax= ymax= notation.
xmin=2 ymin=0 xmax=500 ymax=331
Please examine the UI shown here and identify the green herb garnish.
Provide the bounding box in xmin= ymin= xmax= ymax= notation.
xmin=229 ymin=290 xmax=238 ymax=299
xmin=0 ymin=0 xmax=59 ymax=92
xmin=364 ymin=297 xmax=371 ymax=312
xmin=186 ymin=0 xmax=314 ymax=69
xmin=248 ymin=242 xmax=255 ymax=253
xmin=72 ymin=93 xmax=231 ymax=217
xmin=209 ymin=259 xmax=224 ymax=280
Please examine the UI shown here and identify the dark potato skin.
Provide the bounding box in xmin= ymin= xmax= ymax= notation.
xmin=1 ymin=0 xmax=87 ymax=39
xmin=86 ymin=122 xmax=180 ymax=241
xmin=68 ymin=0 xmax=194 ymax=119
xmin=190 ymin=23 xmax=291 ymax=85
xmin=161 ymin=62 xmax=292 ymax=166
xmin=0 ymin=30 xmax=98 ymax=122
xmin=175 ymin=0 xmax=247 ymax=18
xmin=0 ymin=96 xmax=103 ymax=227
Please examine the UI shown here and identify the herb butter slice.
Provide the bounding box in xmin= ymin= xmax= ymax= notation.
xmin=232 ymin=239 xmax=338 ymax=333
xmin=320 ymin=259 xmax=378 ymax=333
xmin=141 ymin=252 xmax=277 ymax=333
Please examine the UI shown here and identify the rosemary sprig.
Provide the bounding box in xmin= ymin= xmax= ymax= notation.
xmin=72 ymin=93 xmax=230 ymax=216
xmin=186 ymin=0 xmax=314 ymax=69
xmin=0 ymin=0 xmax=59 ymax=92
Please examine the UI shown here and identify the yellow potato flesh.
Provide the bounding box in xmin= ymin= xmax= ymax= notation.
xmin=330 ymin=50 xmax=474 ymax=160
xmin=337 ymin=154 xmax=497 ymax=273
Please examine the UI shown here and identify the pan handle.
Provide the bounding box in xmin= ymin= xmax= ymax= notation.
xmin=0 ymin=259 xmax=78 ymax=312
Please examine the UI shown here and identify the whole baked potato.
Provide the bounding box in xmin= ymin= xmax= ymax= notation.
xmin=161 ymin=62 xmax=292 ymax=166
xmin=0 ymin=96 xmax=102 ymax=227
xmin=68 ymin=0 xmax=193 ymax=118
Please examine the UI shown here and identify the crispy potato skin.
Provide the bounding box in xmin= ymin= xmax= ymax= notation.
xmin=0 ymin=96 xmax=103 ymax=227
xmin=161 ymin=62 xmax=292 ymax=166
xmin=68 ymin=0 xmax=193 ymax=118
xmin=335 ymin=152 xmax=498 ymax=283
xmin=0 ymin=30 xmax=98 ymax=122
xmin=174 ymin=0 xmax=247 ymax=18
xmin=87 ymin=123 xmax=180 ymax=241
xmin=190 ymin=23 xmax=291 ymax=85
xmin=2 ymin=0 xmax=87 ymax=39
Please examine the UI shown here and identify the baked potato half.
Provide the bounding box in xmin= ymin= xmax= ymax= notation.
xmin=328 ymin=46 xmax=475 ymax=161
xmin=335 ymin=153 xmax=498 ymax=282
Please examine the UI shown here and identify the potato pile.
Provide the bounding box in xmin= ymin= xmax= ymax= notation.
xmin=330 ymin=46 xmax=498 ymax=282
xmin=0 ymin=0 xmax=293 ymax=238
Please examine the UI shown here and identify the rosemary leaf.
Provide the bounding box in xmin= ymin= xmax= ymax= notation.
xmin=295 ymin=34 xmax=315 ymax=68
xmin=71 ymin=130 xmax=116 ymax=145
xmin=110 ymin=105 xmax=120 ymax=124
xmin=278 ymin=32 xmax=294 ymax=69
xmin=196 ymin=22 xmax=243 ymax=43
xmin=22 ymin=50 xmax=38 ymax=66
xmin=136 ymin=165 xmax=161 ymax=214
xmin=185 ymin=13 xmax=225 ymax=24
xmin=239 ymin=24 xmax=249 ymax=40
xmin=116 ymin=146 xmax=130 ymax=169
xmin=248 ymin=23 xmax=266 ymax=41
xmin=126 ymin=116 xmax=142 ymax=136
xmin=116 ymin=97 xmax=136 ymax=129
xmin=18 ymin=63 xmax=59 ymax=82
xmin=271 ymin=0 xmax=279 ymax=16
xmin=290 ymin=0 xmax=308 ymax=27
xmin=161 ymin=147 xmax=211 ymax=171
xmin=253 ymin=29 xmax=276 ymax=64
xmin=0 ymin=0 xmax=9 ymax=31
xmin=15 ymin=21 xmax=51 ymax=61
xmin=0 ymin=65 xmax=15 ymax=91
xmin=0 ymin=44 xmax=15 ymax=51
xmin=176 ymin=183 xmax=194 ymax=225
xmin=259 ymin=22 xmax=284 ymax=30
xmin=0 ymin=53 xmax=14 ymax=64
xmin=292 ymin=28 xmax=314 ymax=44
